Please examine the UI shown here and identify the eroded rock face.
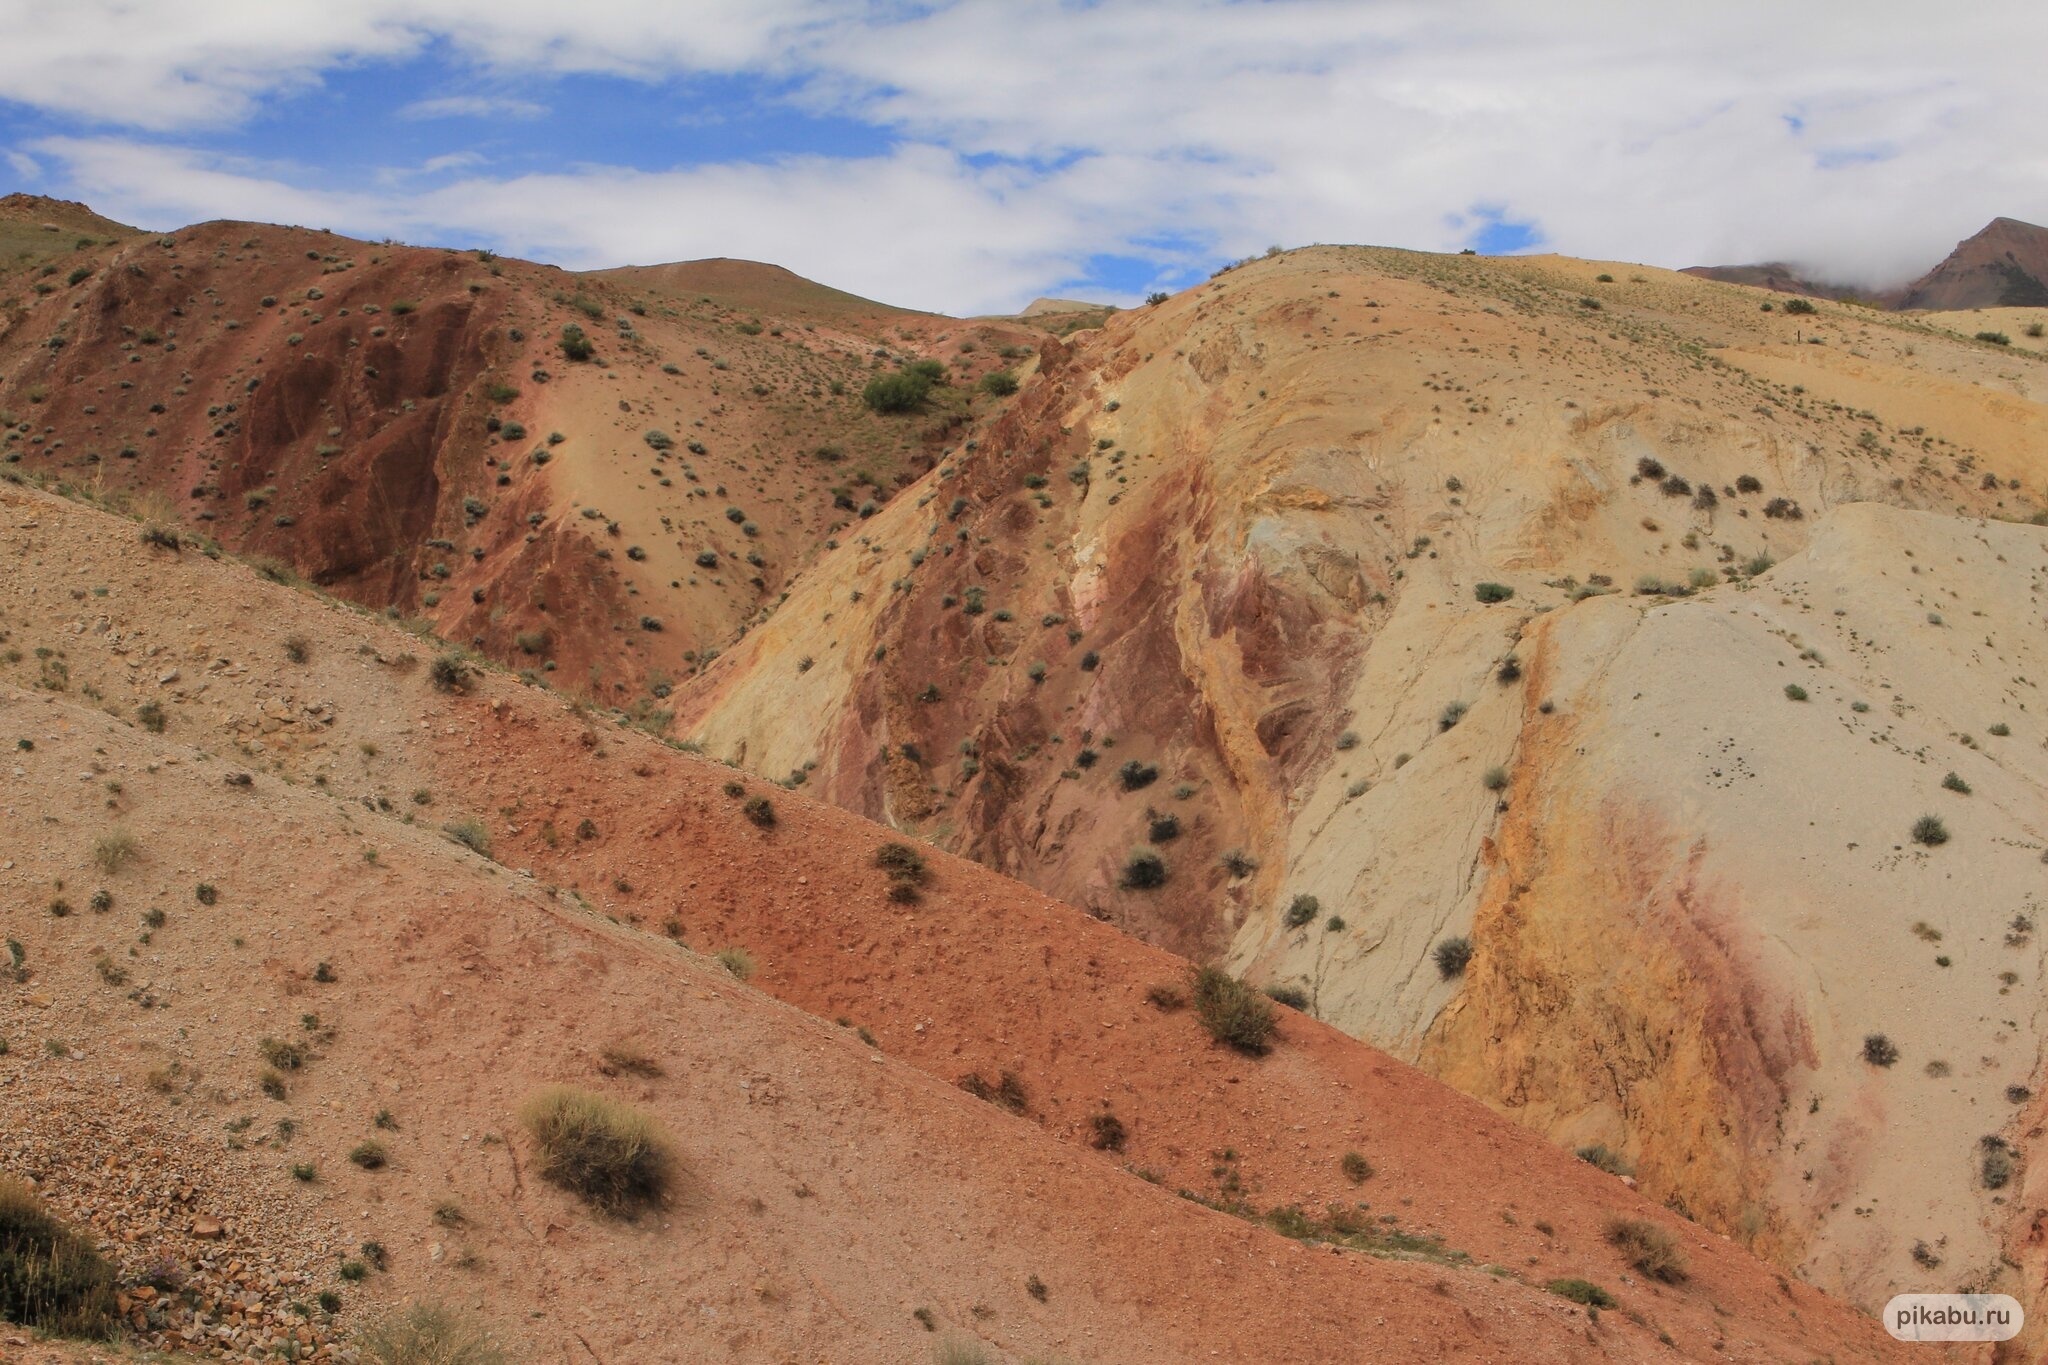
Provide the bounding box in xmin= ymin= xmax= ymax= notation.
xmin=674 ymin=245 xmax=2048 ymax=1310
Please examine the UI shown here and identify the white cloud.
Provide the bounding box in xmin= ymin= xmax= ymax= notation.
xmin=11 ymin=1 xmax=2048 ymax=307
xmin=398 ymin=96 xmax=547 ymax=121
xmin=4 ymin=150 xmax=39 ymax=180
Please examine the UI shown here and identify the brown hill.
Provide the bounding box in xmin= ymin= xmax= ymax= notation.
xmin=1897 ymin=216 xmax=2048 ymax=310
xmin=588 ymin=256 xmax=924 ymax=322
xmin=0 ymin=475 xmax=1927 ymax=1363
xmin=0 ymin=220 xmax=1039 ymax=712
xmin=0 ymin=193 xmax=140 ymax=281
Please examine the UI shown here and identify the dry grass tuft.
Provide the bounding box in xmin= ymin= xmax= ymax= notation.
xmin=520 ymin=1086 xmax=674 ymax=1214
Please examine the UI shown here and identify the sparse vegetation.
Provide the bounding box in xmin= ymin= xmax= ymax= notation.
xmin=520 ymin=1086 xmax=674 ymax=1214
xmin=1606 ymin=1217 xmax=1687 ymax=1283
xmin=1911 ymin=815 xmax=1949 ymax=847
xmin=1191 ymin=965 xmax=1277 ymax=1053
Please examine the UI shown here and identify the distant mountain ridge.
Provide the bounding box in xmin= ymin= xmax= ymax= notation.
xmin=1685 ymin=215 xmax=2048 ymax=310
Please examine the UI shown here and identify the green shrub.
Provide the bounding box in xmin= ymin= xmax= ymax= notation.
xmin=1547 ymin=1278 xmax=1615 ymax=1308
xmin=349 ymin=1141 xmax=388 ymax=1170
xmin=1863 ymin=1033 xmax=1899 ymax=1067
xmin=520 ymin=1086 xmax=674 ymax=1214
xmin=1782 ymin=297 xmax=1817 ymax=315
xmin=1482 ymin=766 xmax=1508 ymax=791
xmin=1783 ymin=684 xmax=1807 ymax=702
xmin=1576 ymin=1144 xmax=1634 ymax=1177
xmin=1340 ymin=1151 xmax=1372 ymax=1183
xmin=1120 ymin=847 xmax=1167 ymax=890
xmin=1264 ymin=983 xmax=1309 ymax=1010
xmin=875 ymin=842 xmax=928 ymax=884
xmin=1976 ymin=331 xmax=2011 ymax=346
xmin=1433 ymin=936 xmax=1474 ymax=978
xmin=977 ymin=370 xmax=1019 ymax=397
xmin=559 ymin=325 xmax=594 ymax=362
xmin=862 ymin=369 xmax=934 ymax=413
xmin=1911 ymin=815 xmax=1949 ymax=847
xmin=742 ymin=795 xmax=775 ymax=828
xmin=352 ymin=1302 xmax=507 ymax=1365
xmin=1282 ymin=894 xmax=1319 ymax=928
xmin=0 ymin=1175 xmax=116 ymax=1337
xmin=1981 ymin=1136 xmax=2015 ymax=1190
xmin=1941 ymin=771 xmax=1971 ymax=795
xmin=715 ymin=947 xmax=755 ymax=980
xmin=1474 ymin=582 xmax=1514 ymax=604
xmin=1191 ymin=965 xmax=1276 ymax=1053
xmin=429 ymin=653 xmax=470 ymax=692
xmin=1606 ymin=1218 xmax=1686 ymax=1282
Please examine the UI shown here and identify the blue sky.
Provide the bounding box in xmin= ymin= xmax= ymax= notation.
xmin=1 ymin=1 xmax=2042 ymax=314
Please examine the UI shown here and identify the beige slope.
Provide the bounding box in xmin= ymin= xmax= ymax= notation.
xmin=672 ymin=243 xmax=2048 ymax=1315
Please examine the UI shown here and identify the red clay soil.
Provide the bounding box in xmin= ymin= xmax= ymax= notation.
xmin=0 ymin=479 xmax=1939 ymax=1362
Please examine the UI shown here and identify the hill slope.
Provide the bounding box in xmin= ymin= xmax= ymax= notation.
xmin=0 ymin=475 xmax=1927 ymax=1363
xmin=0 ymin=218 xmax=1035 ymax=712
xmin=669 ymin=243 xmax=2048 ymax=1314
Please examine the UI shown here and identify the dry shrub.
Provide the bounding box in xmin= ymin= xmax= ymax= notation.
xmin=1607 ymin=1217 xmax=1687 ymax=1283
xmin=520 ymin=1086 xmax=674 ymax=1214
xmin=353 ymin=1302 xmax=509 ymax=1364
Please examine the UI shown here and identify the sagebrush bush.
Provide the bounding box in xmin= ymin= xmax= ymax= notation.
xmin=1912 ymin=815 xmax=1949 ymax=847
xmin=1606 ymin=1217 xmax=1686 ymax=1282
xmin=520 ymin=1086 xmax=674 ymax=1214
xmin=0 ymin=1175 xmax=116 ymax=1337
xmin=1191 ymin=965 xmax=1276 ymax=1053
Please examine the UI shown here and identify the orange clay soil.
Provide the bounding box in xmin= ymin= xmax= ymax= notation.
xmin=0 ymin=478 xmax=1942 ymax=1362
